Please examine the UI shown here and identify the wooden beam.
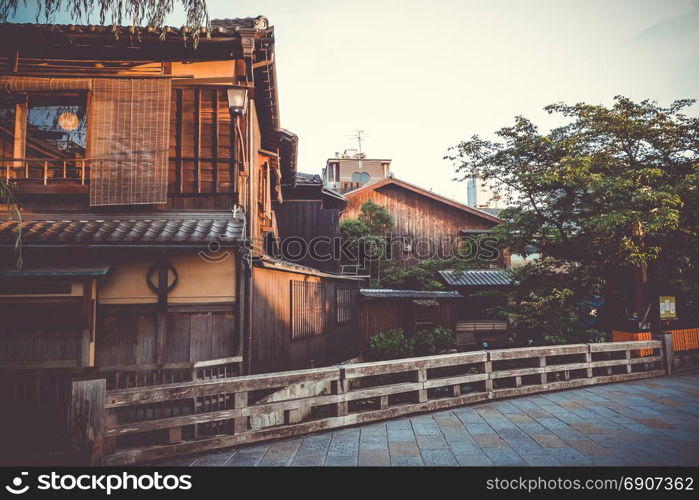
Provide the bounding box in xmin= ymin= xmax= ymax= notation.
xmin=7 ymin=50 xmax=19 ymax=72
xmin=194 ymin=88 xmax=201 ymax=194
xmin=175 ymin=89 xmax=183 ymax=194
xmin=212 ymin=89 xmax=219 ymax=194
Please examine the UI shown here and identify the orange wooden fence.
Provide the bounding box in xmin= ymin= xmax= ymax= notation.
xmin=613 ymin=328 xmax=699 ymax=354
xmin=670 ymin=328 xmax=699 ymax=352
xmin=612 ymin=331 xmax=653 ymax=356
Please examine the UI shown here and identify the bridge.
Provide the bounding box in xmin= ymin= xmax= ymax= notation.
xmin=158 ymin=371 xmax=699 ymax=466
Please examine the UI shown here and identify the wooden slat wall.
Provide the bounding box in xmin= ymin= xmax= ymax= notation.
xmin=167 ymin=86 xmax=237 ymax=210
xmin=251 ymin=267 xmax=360 ymax=374
xmin=359 ymin=299 xmax=457 ymax=346
xmin=342 ymin=183 xmax=498 ymax=266
xmin=96 ymin=306 xmax=236 ymax=366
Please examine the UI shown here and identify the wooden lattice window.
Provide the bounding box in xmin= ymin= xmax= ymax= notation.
xmin=414 ymin=303 xmax=436 ymax=330
xmin=291 ymin=280 xmax=326 ymax=339
xmin=336 ymin=287 xmax=352 ymax=325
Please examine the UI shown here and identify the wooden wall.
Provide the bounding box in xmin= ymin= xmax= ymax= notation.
xmin=343 ymin=183 xmax=498 ymax=265
xmin=359 ymin=299 xmax=457 ymax=347
xmin=250 ymin=266 xmax=360 ymax=374
xmin=274 ymin=200 xmax=342 ymax=273
xmin=167 ymin=85 xmax=240 ymax=210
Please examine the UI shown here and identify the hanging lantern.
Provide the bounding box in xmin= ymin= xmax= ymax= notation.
xmin=58 ymin=111 xmax=79 ymax=131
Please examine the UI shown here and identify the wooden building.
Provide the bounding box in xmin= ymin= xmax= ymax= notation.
xmin=0 ymin=17 xmax=360 ymax=462
xmin=341 ymin=176 xmax=505 ymax=267
xmin=439 ymin=269 xmax=512 ymax=347
xmin=274 ymin=172 xmax=346 ymax=273
xmin=359 ymin=289 xmax=461 ymax=346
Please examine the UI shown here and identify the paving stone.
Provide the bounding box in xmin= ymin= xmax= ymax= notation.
xmin=465 ymin=423 xmax=497 ymax=435
xmin=416 ymin=435 xmax=448 ymax=449
xmin=568 ymin=439 xmax=612 ymax=457
xmin=358 ymin=449 xmax=390 ymax=466
xmin=531 ymin=433 xmax=567 ymax=448
xmin=391 ymin=456 xmax=424 ymax=466
xmin=388 ymin=429 xmax=416 ymax=442
xmin=193 ymin=452 xmax=236 ymax=466
xmin=328 ymin=440 xmax=359 ymax=456
xmin=412 ymin=422 xmax=441 ymax=436
xmin=421 ymin=448 xmax=458 ymax=466
xmin=473 ymin=434 xmax=507 ymax=448
xmin=483 ymin=446 xmax=526 ymax=465
xmin=544 ymin=446 xmax=594 ymax=465
xmin=325 ymin=455 xmax=358 ymax=466
xmin=291 ymin=452 xmax=326 ymax=466
xmin=389 ymin=441 xmax=421 ymax=457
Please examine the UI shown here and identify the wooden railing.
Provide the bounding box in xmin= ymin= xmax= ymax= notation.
xmin=1 ymin=157 xmax=93 ymax=185
xmin=95 ymin=356 xmax=243 ymax=390
xmin=63 ymin=340 xmax=664 ymax=465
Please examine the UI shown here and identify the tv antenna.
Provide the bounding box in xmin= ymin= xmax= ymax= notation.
xmin=346 ymin=129 xmax=367 ymax=155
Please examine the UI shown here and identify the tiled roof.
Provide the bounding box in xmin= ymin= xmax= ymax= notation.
xmin=360 ymin=289 xmax=462 ymax=299
xmin=295 ymin=172 xmax=323 ymax=185
xmin=439 ymin=269 xmax=513 ymax=287
xmin=0 ymin=213 xmax=244 ymax=247
xmin=0 ymin=17 xmax=270 ymax=38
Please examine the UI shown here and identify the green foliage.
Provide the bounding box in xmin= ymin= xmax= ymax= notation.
xmin=0 ymin=178 xmax=22 ymax=268
xmin=413 ymin=326 xmax=456 ymax=356
xmin=0 ymin=0 xmax=210 ymax=46
xmin=366 ymin=329 xmax=414 ymax=361
xmin=378 ymin=257 xmax=489 ymax=291
xmin=357 ymin=199 xmax=394 ymax=235
xmin=448 ymin=96 xmax=699 ymax=340
xmin=366 ymin=326 xmax=456 ymax=360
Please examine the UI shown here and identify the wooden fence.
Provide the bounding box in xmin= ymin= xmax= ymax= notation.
xmin=69 ymin=340 xmax=664 ymax=465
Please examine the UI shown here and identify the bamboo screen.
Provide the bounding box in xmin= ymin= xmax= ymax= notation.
xmin=89 ymin=78 xmax=171 ymax=206
xmin=291 ymin=280 xmax=327 ymax=339
xmin=0 ymin=76 xmax=93 ymax=92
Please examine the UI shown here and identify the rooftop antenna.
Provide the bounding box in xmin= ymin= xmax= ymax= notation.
xmin=346 ymin=129 xmax=367 ymax=155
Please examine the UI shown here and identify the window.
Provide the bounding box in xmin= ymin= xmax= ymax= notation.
xmin=291 ymin=280 xmax=326 ymax=339
xmin=27 ymin=94 xmax=87 ymax=157
xmin=413 ymin=301 xmax=437 ymax=330
xmin=336 ymin=287 xmax=352 ymax=325
xmin=351 ymin=172 xmax=370 ymax=185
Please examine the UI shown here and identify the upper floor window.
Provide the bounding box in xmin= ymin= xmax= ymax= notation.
xmin=291 ymin=280 xmax=326 ymax=339
xmin=27 ymin=94 xmax=87 ymax=157
xmin=351 ymin=172 xmax=370 ymax=185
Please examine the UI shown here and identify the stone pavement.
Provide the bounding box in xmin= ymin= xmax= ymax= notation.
xmin=157 ymin=371 xmax=699 ymax=466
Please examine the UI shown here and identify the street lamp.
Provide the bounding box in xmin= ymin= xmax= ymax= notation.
xmin=227 ymin=87 xmax=248 ymax=117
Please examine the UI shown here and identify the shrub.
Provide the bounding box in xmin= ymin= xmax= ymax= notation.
xmin=414 ymin=326 xmax=456 ymax=356
xmin=366 ymin=329 xmax=414 ymax=360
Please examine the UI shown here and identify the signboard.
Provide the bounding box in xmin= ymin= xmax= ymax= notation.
xmin=659 ymin=296 xmax=677 ymax=320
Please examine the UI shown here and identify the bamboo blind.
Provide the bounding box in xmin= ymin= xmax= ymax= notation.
xmin=0 ymin=76 xmax=93 ymax=92
xmin=89 ymin=78 xmax=171 ymax=206
xmin=291 ymin=281 xmax=327 ymax=339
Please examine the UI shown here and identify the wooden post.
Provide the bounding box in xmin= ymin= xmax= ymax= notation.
xmin=379 ymin=395 xmax=389 ymax=409
xmin=652 ymin=333 xmax=674 ymax=375
xmin=66 ymin=378 xmax=106 ymax=465
xmin=415 ymin=368 xmax=428 ymax=403
xmin=484 ymin=360 xmax=493 ymax=392
xmin=625 ymin=350 xmax=632 ymax=374
xmin=335 ymin=378 xmax=348 ymax=417
xmin=515 ymin=376 xmax=522 ymax=387
xmin=585 ymin=351 xmax=593 ymax=378
xmin=539 ymin=356 xmax=547 ymax=385
xmin=234 ymin=392 xmax=248 ymax=434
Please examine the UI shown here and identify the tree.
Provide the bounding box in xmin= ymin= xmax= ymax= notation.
xmin=1 ymin=178 xmax=22 ymax=267
xmin=447 ymin=96 xmax=699 ymax=339
xmin=0 ymin=0 xmax=209 ymax=40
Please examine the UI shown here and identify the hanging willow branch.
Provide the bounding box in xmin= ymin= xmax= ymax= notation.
xmin=0 ymin=0 xmax=210 ymax=45
xmin=0 ymin=178 xmax=22 ymax=268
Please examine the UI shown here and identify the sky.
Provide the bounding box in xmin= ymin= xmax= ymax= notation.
xmin=8 ymin=0 xmax=699 ymax=202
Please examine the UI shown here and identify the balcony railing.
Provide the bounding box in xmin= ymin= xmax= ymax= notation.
xmin=1 ymin=157 xmax=93 ymax=186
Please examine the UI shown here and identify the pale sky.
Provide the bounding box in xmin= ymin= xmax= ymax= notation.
xmin=9 ymin=0 xmax=699 ymax=201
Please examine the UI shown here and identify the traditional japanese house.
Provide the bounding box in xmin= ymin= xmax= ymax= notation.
xmin=359 ymin=289 xmax=462 ymax=347
xmin=341 ymin=176 xmax=506 ymax=267
xmin=439 ymin=269 xmax=512 ymax=346
xmin=0 ymin=17 xmax=360 ymax=462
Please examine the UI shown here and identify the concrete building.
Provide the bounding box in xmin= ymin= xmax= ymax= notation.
xmin=323 ymin=149 xmax=391 ymax=194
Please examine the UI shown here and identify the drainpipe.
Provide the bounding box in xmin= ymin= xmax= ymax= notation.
xmin=244 ymin=97 xmax=255 ymax=375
